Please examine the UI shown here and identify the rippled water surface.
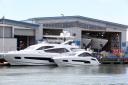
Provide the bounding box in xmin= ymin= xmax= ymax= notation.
xmin=0 ymin=65 xmax=128 ymax=85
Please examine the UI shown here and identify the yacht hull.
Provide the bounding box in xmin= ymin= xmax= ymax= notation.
xmin=53 ymin=57 xmax=100 ymax=67
xmin=4 ymin=52 xmax=57 ymax=66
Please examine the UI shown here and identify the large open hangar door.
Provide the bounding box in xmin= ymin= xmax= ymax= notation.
xmin=14 ymin=28 xmax=36 ymax=50
xmin=82 ymin=31 xmax=121 ymax=51
xmin=14 ymin=35 xmax=35 ymax=50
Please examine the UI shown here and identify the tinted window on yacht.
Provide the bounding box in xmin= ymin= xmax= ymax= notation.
xmin=72 ymin=60 xmax=90 ymax=63
xmin=37 ymin=46 xmax=54 ymax=50
xmin=44 ymin=48 xmax=69 ymax=53
xmin=24 ymin=57 xmax=54 ymax=62
xmin=14 ymin=57 xmax=21 ymax=59
xmin=78 ymin=52 xmax=92 ymax=57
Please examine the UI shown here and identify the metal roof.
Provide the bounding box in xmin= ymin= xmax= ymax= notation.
xmin=0 ymin=18 xmax=39 ymax=28
xmin=29 ymin=16 xmax=128 ymax=28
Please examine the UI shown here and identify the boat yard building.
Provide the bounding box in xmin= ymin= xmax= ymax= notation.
xmin=27 ymin=16 xmax=128 ymax=51
xmin=0 ymin=18 xmax=39 ymax=52
xmin=0 ymin=16 xmax=128 ymax=52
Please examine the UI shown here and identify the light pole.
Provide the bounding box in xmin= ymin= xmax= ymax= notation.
xmin=2 ymin=16 xmax=5 ymax=53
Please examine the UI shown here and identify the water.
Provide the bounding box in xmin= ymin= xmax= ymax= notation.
xmin=0 ymin=65 xmax=128 ymax=85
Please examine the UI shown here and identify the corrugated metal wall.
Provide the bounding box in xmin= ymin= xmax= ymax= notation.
xmin=0 ymin=26 xmax=12 ymax=38
xmin=14 ymin=29 xmax=35 ymax=36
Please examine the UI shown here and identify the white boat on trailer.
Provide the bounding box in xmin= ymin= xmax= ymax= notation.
xmin=53 ymin=50 xmax=100 ymax=67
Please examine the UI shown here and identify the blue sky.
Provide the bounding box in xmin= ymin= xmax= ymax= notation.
xmin=0 ymin=0 xmax=128 ymax=25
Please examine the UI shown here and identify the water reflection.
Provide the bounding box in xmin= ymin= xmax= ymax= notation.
xmin=0 ymin=65 xmax=128 ymax=76
xmin=98 ymin=65 xmax=127 ymax=74
xmin=0 ymin=65 xmax=128 ymax=85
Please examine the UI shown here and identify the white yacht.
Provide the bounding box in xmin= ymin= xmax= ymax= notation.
xmin=4 ymin=40 xmax=80 ymax=65
xmin=53 ymin=50 xmax=100 ymax=66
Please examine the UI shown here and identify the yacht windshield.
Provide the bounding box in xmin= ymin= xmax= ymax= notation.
xmin=70 ymin=48 xmax=84 ymax=52
xmin=24 ymin=45 xmax=54 ymax=50
xmin=78 ymin=52 xmax=92 ymax=57
xmin=44 ymin=48 xmax=69 ymax=53
xmin=24 ymin=45 xmax=37 ymax=50
xmin=36 ymin=46 xmax=54 ymax=50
